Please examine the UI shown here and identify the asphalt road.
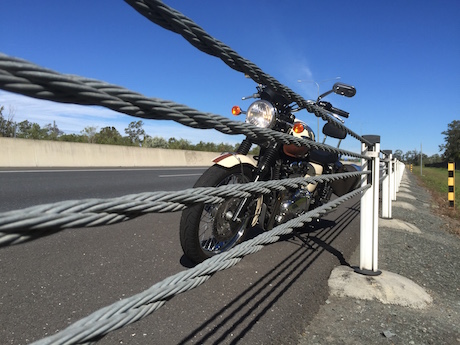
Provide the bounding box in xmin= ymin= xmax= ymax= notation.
xmin=0 ymin=168 xmax=361 ymax=344
xmin=0 ymin=167 xmax=207 ymax=212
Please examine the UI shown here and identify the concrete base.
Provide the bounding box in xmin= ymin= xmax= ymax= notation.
xmin=396 ymin=192 xmax=416 ymax=200
xmin=393 ymin=201 xmax=417 ymax=211
xmin=328 ymin=266 xmax=432 ymax=309
xmin=379 ymin=218 xmax=421 ymax=233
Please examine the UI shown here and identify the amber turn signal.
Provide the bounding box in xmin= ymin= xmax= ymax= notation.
xmin=232 ymin=105 xmax=242 ymax=116
xmin=293 ymin=122 xmax=304 ymax=133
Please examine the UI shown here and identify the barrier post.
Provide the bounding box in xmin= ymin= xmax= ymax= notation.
xmin=390 ymin=158 xmax=397 ymax=201
xmin=381 ymin=150 xmax=392 ymax=219
xmin=396 ymin=161 xmax=402 ymax=193
xmin=356 ymin=135 xmax=381 ymax=275
xmin=398 ymin=161 xmax=404 ymax=190
xmin=448 ymin=162 xmax=455 ymax=207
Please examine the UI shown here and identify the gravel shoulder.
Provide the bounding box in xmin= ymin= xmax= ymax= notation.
xmin=298 ymin=171 xmax=460 ymax=345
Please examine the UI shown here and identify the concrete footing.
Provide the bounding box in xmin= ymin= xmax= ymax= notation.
xmin=379 ymin=218 xmax=421 ymax=233
xmin=328 ymin=266 xmax=432 ymax=309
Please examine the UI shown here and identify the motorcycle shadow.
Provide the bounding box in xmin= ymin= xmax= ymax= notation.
xmin=247 ymin=217 xmax=338 ymax=240
xmin=289 ymin=218 xmax=351 ymax=267
xmin=179 ymin=218 xmax=341 ymax=269
xmin=176 ymin=199 xmax=361 ymax=345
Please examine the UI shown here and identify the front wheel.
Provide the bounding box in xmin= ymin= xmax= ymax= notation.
xmin=180 ymin=164 xmax=255 ymax=263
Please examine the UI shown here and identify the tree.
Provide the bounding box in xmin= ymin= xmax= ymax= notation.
xmin=393 ymin=149 xmax=403 ymax=161
xmin=439 ymin=120 xmax=460 ymax=161
xmin=59 ymin=133 xmax=87 ymax=143
xmin=403 ymin=150 xmax=419 ymax=165
xmin=81 ymin=126 xmax=98 ymax=143
xmin=16 ymin=120 xmax=47 ymax=139
xmin=216 ymin=142 xmax=237 ymax=153
xmin=424 ymin=153 xmax=443 ymax=165
xmin=195 ymin=141 xmax=216 ymax=152
xmin=143 ymin=136 xmax=169 ymax=148
xmin=95 ymin=126 xmax=122 ymax=145
xmin=403 ymin=149 xmax=428 ymax=166
xmin=0 ymin=105 xmax=16 ymax=137
xmin=43 ymin=122 xmax=63 ymax=140
xmin=125 ymin=121 xmax=145 ymax=146
xmin=168 ymin=137 xmax=192 ymax=150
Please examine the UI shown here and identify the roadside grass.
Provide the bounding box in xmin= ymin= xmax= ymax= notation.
xmin=411 ymin=166 xmax=459 ymax=235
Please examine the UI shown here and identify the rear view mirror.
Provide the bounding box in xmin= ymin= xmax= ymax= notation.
xmin=333 ymin=83 xmax=356 ymax=98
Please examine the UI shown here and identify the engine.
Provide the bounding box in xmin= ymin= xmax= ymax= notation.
xmin=274 ymin=161 xmax=317 ymax=224
xmin=275 ymin=188 xmax=312 ymax=224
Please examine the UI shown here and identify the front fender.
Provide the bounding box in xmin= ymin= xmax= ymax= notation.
xmin=213 ymin=152 xmax=257 ymax=168
xmin=212 ymin=152 xmax=261 ymax=227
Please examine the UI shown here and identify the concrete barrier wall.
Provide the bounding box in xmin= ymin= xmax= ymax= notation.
xmin=0 ymin=138 xmax=218 ymax=167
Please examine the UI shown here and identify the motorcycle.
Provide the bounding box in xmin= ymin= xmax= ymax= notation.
xmin=180 ymin=82 xmax=361 ymax=263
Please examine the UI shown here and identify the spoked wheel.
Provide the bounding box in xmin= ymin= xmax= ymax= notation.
xmin=179 ymin=164 xmax=255 ymax=263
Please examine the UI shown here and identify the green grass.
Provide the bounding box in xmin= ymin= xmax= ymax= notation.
xmin=410 ymin=165 xmax=460 ymax=214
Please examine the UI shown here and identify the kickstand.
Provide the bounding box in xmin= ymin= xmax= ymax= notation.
xmin=292 ymin=231 xmax=315 ymax=250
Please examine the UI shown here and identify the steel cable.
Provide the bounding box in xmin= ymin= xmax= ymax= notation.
xmin=124 ymin=0 xmax=372 ymax=146
xmin=31 ymin=185 xmax=369 ymax=345
xmin=0 ymin=171 xmax=369 ymax=246
xmin=0 ymin=2 xmax=380 ymax=343
xmin=0 ymin=53 xmax=368 ymax=159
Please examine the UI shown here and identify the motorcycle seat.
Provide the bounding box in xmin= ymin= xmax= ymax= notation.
xmin=309 ymin=149 xmax=338 ymax=164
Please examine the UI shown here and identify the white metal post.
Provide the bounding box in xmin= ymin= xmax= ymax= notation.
xmin=393 ymin=161 xmax=401 ymax=201
xmin=391 ymin=158 xmax=395 ymax=205
xmin=381 ymin=151 xmax=392 ymax=219
xmin=399 ymin=162 xmax=405 ymax=188
xmin=395 ymin=161 xmax=402 ymax=192
xmin=396 ymin=161 xmax=401 ymax=193
xmin=357 ymin=135 xmax=381 ymax=275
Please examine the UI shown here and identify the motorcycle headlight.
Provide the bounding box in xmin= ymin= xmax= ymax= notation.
xmin=245 ymin=100 xmax=276 ymax=128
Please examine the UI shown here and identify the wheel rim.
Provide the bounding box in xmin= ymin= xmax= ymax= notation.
xmin=198 ymin=173 xmax=251 ymax=255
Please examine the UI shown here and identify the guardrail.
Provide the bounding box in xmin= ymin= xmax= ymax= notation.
xmin=0 ymin=0 xmax=405 ymax=343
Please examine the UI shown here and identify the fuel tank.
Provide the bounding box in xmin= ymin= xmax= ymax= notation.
xmin=283 ymin=121 xmax=315 ymax=158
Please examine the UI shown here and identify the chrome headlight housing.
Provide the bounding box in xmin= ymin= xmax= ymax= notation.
xmin=245 ymin=100 xmax=276 ymax=128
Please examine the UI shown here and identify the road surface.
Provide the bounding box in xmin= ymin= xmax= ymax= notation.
xmin=0 ymin=168 xmax=361 ymax=344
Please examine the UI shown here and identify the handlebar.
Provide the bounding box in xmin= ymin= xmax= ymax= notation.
xmin=317 ymin=101 xmax=349 ymax=118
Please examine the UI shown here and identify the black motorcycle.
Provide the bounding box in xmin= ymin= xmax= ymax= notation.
xmin=180 ymin=82 xmax=360 ymax=263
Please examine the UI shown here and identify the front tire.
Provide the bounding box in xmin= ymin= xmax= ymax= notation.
xmin=180 ymin=164 xmax=254 ymax=263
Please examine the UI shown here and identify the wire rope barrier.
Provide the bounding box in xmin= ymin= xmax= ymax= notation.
xmin=0 ymin=0 xmax=406 ymax=344
xmin=0 ymin=54 xmax=365 ymax=160
xmin=29 ymin=185 xmax=369 ymax=345
xmin=124 ymin=0 xmax=371 ymax=146
xmin=0 ymin=171 xmax=368 ymax=246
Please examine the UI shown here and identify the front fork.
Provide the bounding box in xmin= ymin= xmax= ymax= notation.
xmin=231 ymin=141 xmax=280 ymax=223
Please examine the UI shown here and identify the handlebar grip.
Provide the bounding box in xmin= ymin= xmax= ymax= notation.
xmin=317 ymin=101 xmax=349 ymax=118
xmin=331 ymin=106 xmax=349 ymax=118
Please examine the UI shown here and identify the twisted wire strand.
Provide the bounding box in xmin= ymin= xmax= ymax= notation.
xmin=31 ymin=184 xmax=369 ymax=345
xmin=0 ymin=171 xmax=369 ymax=247
xmin=0 ymin=53 xmax=368 ymax=159
xmin=304 ymin=102 xmax=371 ymax=144
xmin=124 ymin=0 xmax=372 ymax=146
xmin=0 ymin=2 xmax=379 ymax=344
xmin=124 ymin=0 xmax=305 ymax=107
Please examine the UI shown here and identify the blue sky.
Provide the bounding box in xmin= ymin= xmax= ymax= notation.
xmin=1 ymin=0 xmax=459 ymax=157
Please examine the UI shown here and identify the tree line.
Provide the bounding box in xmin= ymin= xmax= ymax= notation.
xmin=0 ymin=106 xmax=248 ymax=153
xmin=1 ymin=106 xmax=458 ymax=160
xmin=392 ymin=120 xmax=459 ymax=165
